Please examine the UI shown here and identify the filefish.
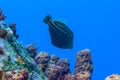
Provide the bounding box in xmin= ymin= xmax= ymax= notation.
xmin=43 ymin=15 xmax=74 ymax=49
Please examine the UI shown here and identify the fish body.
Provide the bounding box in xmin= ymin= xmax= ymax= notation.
xmin=43 ymin=15 xmax=74 ymax=49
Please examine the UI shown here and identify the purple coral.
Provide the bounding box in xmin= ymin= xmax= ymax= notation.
xmin=74 ymin=71 xmax=91 ymax=80
xmin=26 ymin=44 xmax=37 ymax=59
xmin=56 ymin=58 xmax=71 ymax=80
xmin=56 ymin=58 xmax=71 ymax=74
xmin=45 ymin=64 xmax=62 ymax=80
xmin=50 ymin=54 xmax=59 ymax=64
xmin=74 ymin=49 xmax=93 ymax=79
xmin=64 ymin=73 xmax=75 ymax=80
xmin=35 ymin=51 xmax=50 ymax=72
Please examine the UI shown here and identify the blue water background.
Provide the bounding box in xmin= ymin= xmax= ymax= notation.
xmin=1 ymin=0 xmax=120 ymax=80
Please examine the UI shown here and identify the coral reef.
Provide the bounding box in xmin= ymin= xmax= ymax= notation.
xmin=0 ymin=8 xmax=94 ymax=80
xmin=0 ymin=9 xmax=47 ymax=80
xmin=33 ymin=49 xmax=93 ymax=80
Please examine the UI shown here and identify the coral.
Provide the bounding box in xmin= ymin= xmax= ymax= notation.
xmin=0 ymin=37 xmax=47 ymax=80
xmin=0 ymin=9 xmax=47 ymax=80
xmin=49 ymin=54 xmax=59 ymax=64
xmin=45 ymin=64 xmax=62 ymax=80
xmin=4 ymin=28 xmax=14 ymax=41
xmin=56 ymin=58 xmax=71 ymax=75
xmin=3 ymin=69 xmax=28 ymax=80
xmin=0 ymin=29 xmax=7 ymax=38
xmin=26 ymin=44 xmax=37 ymax=59
xmin=35 ymin=51 xmax=50 ymax=72
xmin=105 ymin=74 xmax=120 ymax=80
xmin=9 ymin=23 xmax=19 ymax=38
xmin=0 ymin=9 xmax=6 ymax=21
xmin=33 ymin=49 xmax=94 ymax=80
xmin=74 ymin=49 xmax=93 ymax=77
xmin=74 ymin=71 xmax=91 ymax=80
xmin=64 ymin=73 xmax=75 ymax=80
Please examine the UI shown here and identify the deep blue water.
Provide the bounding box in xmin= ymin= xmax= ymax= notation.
xmin=1 ymin=0 xmax=120 ymax=80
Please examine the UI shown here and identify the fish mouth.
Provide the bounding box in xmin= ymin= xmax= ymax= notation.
xmin=43 ymin=15 xmax=62 ymax=30
xmin=43 ymin=15 xmax=51 ymax=24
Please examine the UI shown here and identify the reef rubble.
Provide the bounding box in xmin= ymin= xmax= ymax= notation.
xmin=0 ymin=9 xmax=94 ymax=80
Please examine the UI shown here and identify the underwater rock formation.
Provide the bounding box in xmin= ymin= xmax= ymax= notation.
xmin=0 ymin=8 xmax=94 ymax=80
